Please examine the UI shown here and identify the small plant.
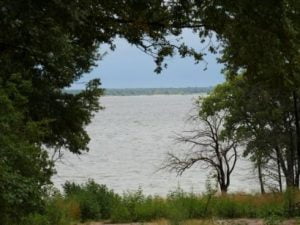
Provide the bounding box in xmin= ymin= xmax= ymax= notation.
xmin=264 ymin=214 xmax=282 ymax=225
xmin=202 ymin=176 xmax=218 ymax=217
xmin=283 ymin=187 xmax=298 ymax=217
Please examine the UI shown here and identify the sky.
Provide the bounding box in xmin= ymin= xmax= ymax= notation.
xmin=71 ymin=32 xmax=224 ymax=89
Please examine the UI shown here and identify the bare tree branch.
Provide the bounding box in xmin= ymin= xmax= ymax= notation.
xmin=162 ymin=107 xmax=240 ymax=193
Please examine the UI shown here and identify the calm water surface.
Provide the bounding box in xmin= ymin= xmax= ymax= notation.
xmin=53 ymin=95 xmax=258 ymax=195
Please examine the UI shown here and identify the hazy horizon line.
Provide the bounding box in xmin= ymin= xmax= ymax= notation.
xmin=67 ymin=86 xmax=214 ymax=90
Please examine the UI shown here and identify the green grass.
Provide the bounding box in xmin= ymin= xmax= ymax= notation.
xmin=21 ymin=180 xmax=300 ymax=224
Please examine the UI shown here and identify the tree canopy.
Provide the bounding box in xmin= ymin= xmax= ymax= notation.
xmin=1 ymin=0 xmax=300 ymax=223
xmin=0 ymin=0 xmax=172 ymax=223
xmin=0 ymin=1 xmax=206 ymax=223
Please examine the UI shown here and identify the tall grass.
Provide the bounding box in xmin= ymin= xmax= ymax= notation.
xmin=21 ymin=180 xmax=300 ymax=224
xmin=22 ymin=194 xmax=80 ymax=225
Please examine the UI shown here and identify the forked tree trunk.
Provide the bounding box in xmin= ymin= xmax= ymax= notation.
xmin=217 ymin=170 xmax=228 ymax=194
xmin=219 ymin=182 xmax=228 ymax=194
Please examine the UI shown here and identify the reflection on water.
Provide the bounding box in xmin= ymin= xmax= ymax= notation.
xmin=52 ymin=95 xmax=258 ymax=196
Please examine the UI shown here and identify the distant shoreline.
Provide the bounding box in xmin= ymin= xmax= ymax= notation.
xmin=66 ymin=87 xmax=213 ymax=96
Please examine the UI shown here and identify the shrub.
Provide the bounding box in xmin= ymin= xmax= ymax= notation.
xmin=22 ymin=195 xmax=79 ymax=225
xmin=22 ymin=214 xmax=49 ymax=225
xmin=111 ymin=204 xmax=131 ymax=223
xmin=63 ymin=180 xmax=119 ymax=221
xmin=213 ymin=196 xmax=241 ymax=218
xmin=135 ymin=196 xmax=168 ymax=221
xmin=31 ymin=180 xmax=300 ymax=223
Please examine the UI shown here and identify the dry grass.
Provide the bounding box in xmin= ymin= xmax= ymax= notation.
xmin=218 ymin=192 xmax=283 ymax=207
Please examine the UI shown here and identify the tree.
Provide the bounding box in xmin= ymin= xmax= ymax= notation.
xmin=201 ymin=74 xmax=300 ymax=192
xmin=163 ymin=100 xmax=238 ymax=193
xmin=0 ymin=1 xmax=185 ymax=223
xmin=0 ymin=0 xmax=206 ymax=154
xmin=0 ymin=77 xmax=54 ymax=224
xmin=1 ymin=0 xmax=299 ymax=222
xmin=162 ymin=0 xmax=300 ymax=191
xmin=0 ymin=1 xmax=210 ymax=223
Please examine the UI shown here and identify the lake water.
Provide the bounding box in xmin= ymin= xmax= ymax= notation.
xmin=53 ymin=95 xmax=259 ymax=196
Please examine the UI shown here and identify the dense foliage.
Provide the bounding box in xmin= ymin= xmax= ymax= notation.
xmin=160 ymin=0 xmax=300 ymax=193
xmin=195 ymin=0 xmax=300 ymax=192
xmin=1 ymin=0 xmax=300 ymax=223
xmin=0 ymin=0 xmax=200 ymax=223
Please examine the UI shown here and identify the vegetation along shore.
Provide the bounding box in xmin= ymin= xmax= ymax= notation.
xmin=20 ymin=180 xmax=300 ymax=225
xmin=2 ymin=1 xmax=300 ymax=225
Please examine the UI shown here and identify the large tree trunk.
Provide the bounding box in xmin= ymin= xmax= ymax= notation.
xmin=276 ymin=153 xmax=283 ymax=192
xmin=286 ymin=124 xmax=296 ymax=188
xmin=217 ymin=168 xmax=228 ymax=194
xmin=257 ymin=159 xmax=265 ymax=194
xmin=293 ymin=91 xmax=300 ymax=187
xmin=275 ymin=146 xmax=296 ymax=189
xmin=286 ymin=149 xmax=296 ymax=188
xmin=219 ymin=182 xmax=228 ymax=194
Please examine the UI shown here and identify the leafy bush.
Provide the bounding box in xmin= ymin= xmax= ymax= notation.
xmin=135 ymin=196 xmax=168 ymax=221
xmin=22 ymin=194 xmax=80 ymax=225
xmin=63 ymin=180 xmax=119 ymax=221
xmin=22 ymin=214 xmax=49 ymax=225
xmin=0 ymin=140 xmax=54 ymax=225
xmin=111 ymin=204 xmax=131 ymax=223
xmin=213 ymin=197 xmax=242 ymax=218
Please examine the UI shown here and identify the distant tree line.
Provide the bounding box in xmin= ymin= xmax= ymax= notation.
xmin=67 ymin=87 xmax=212 ymax=96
